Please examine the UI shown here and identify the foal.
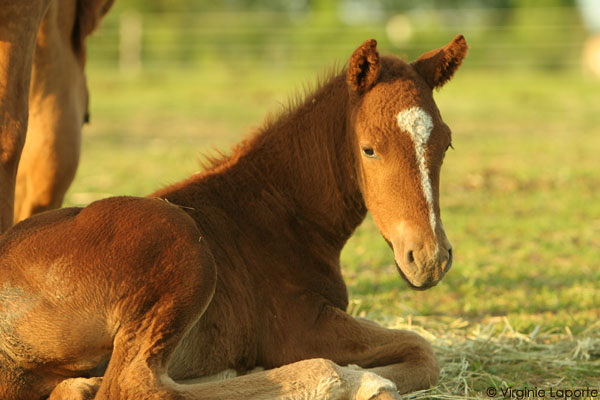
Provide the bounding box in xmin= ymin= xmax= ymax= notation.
xmin=0 ymin=35 xmax=467 ymax=399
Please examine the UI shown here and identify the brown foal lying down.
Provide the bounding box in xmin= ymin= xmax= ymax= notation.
xmin=0 ymin=35 xmax=467 ymax=400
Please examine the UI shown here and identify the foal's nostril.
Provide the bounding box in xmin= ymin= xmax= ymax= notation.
xmin=444 ymin=248 xmax=453 ymax=273
xmin=407 ymin=250 xmax=415 ymax=264
xmin=403 ymin=249 xmax=417 ymax=273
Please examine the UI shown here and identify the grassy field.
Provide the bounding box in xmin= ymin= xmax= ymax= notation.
xmin=66 ymin=64 xmax=600 ymax=397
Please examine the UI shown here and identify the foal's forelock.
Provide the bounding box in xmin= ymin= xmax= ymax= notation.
xmin=396 ymin=106 xmax=437 ymax=239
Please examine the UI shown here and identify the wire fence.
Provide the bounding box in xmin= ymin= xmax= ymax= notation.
xmin=86 ymin=6 xmax=597 ymax=73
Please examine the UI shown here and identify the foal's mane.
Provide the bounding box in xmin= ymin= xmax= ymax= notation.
xmin=197 ymin=56 xmax=414 ymax=178
xmin=157 ymin=61 xmax=367 ymax=250
xmin=155 ymin=55 xmax=412 ymax=253
xmin=198 ymin=64 xmax=347 ymax=175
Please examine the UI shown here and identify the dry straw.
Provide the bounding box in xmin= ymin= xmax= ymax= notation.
xmin=382 ymin=317 xmax=600 ymax=399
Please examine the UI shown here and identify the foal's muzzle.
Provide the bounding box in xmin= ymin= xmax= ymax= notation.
xmin=395 ymin=247 xmax=453 ymax=290
xmin=388 ymin=223 xmax=453 ymax=290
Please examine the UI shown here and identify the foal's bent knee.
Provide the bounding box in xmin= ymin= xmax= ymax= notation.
xmin=402 ymin=331 xmax=440 ymax=389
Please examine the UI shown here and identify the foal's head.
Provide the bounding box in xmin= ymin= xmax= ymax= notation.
xmin=346 ymin=35 xmax=467 ymax=290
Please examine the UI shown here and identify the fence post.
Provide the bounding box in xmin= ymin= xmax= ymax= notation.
xmin=583 ymin=35 xmax=600 ymax=77
xmin=119 ymin=11 xmax=142 ymax=74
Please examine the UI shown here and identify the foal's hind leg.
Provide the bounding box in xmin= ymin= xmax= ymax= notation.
xmin=48 ymin=377 xmax=103 ymax=400
xmin=94 ymin=241 xmax=217 ymax=400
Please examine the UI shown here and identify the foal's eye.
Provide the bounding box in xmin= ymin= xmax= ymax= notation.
xmin=361 ymin=147 xmax=376 ymax=158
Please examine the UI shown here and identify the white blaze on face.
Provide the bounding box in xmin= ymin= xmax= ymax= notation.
xmin=396 ymin=107 xmax=436 ymax=235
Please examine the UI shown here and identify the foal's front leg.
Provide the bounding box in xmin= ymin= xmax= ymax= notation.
xmin=172 ymin=358 xmax=398 ymax=400
xmin=286 ymin=305 xmax=440 ymax=395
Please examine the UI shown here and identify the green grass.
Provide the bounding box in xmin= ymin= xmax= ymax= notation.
xmin=67 ymin=65 xmax=600 ymax=395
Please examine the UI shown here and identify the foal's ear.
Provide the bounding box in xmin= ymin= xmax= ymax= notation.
xmin=347 ymin=39 xmax=380 ymax=94
xmin=411 ymin=34 xmax=468 ymax=90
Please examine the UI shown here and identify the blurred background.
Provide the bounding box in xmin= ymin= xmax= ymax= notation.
xmin=92 ymin=0 xmax=599 ymax=72
xmin=68 ymin=0 xmax=599 ymax=390
xmin=75 ymin=0 xmax=600 ymax=198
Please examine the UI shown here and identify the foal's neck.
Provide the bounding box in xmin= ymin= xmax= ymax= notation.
xmin=156 ymin=73 xmax=366 ymax=255
xmin=238 ymin=73 xmax=366 ymax=250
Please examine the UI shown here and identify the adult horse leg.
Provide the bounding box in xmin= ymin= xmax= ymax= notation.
xmin=14 ymin=0 xmax=114 ymax=223
xmin=0 ymin=0 xmax=52 ymax=232
xmin=13 ymin=0 xmax=86 ymax=223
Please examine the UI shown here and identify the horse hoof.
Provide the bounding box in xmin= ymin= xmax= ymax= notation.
xmin=48 ymin=377 xmax=102 ymax=400
xmin=353 ymin=371 xmax=399 ymax=400
xmin=369 ymin=391 xmax=402 ymax=400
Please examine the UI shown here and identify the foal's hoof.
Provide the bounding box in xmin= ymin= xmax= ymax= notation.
xmin=369 ymin=391 xmax=402 ymax=400
xmin=48 ymin=377 xmax=102 ymax=400
xmin=353 ymin=371 xmax=400 ymax=400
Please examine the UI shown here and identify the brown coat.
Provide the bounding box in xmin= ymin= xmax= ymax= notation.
xmin=0 ymin=0 xmax=113 ymax=232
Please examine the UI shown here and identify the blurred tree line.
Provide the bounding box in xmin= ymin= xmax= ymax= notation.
xmin=111 ymin=0 xmax=577 ymax=13
xmin=89 ymin=0 xmax=587 ymax=72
